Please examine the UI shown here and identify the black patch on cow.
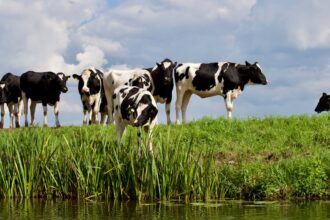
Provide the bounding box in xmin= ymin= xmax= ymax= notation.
xmin=115 ymin=105 xmax=118 ymax=110
xmin=112 ymin=93 xmax=116 ymax=99
xmin=120 ymin=87 xmax=140 ymax=120
xmin=124 ymin=83 xmax=128 ymax=85
xmin=192 ymin=63 xmax=219 ymax=91
xmin=119 ymin=87 xmax=128 ymax=94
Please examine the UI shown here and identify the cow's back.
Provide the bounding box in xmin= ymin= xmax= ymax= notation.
xmin=21 ymin=71 xmax=49 ymax=100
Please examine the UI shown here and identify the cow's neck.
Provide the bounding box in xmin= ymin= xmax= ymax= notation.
xmin=147 ymin=67 xmax=161 ymax=95
xmin=236 ymin=65 xmax=251 ymax=88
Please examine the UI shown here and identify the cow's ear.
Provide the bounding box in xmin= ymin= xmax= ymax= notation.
xmin=156 ymin=62 xmax=162 ymax=68
xmin=323 ymin=92 xmax=327 ymax=97
xmin=245 ymin=61 xmax=251 ymax=66
xmin=66 ymin=75 xmax=71 ymax=80
xmin=72 ymin=74 xmax=80 ymax=80
xmin=173 ymin=62 xmax=177 ymax=67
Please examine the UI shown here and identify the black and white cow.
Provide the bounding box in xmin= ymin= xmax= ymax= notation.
xmin=20 ymin=71 xmax=70 ymax=127
xmin=103 ymin=58 xmax=176 ymax=124
xmin=113 ymin=85 xmax=158 ymax=151
xmin=73 ymin=67 xmax=108 ymax=125
xmin=315 ymin=93 xmax=330 ymax=113
xmin=0 ymin=73 xmax=23 ymax=128
xmin=174 ymin=61 xmax=268 ymax=123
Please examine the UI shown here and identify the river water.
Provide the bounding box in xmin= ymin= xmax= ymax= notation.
xmin=0 ymin=199 xmax=329 ymax=219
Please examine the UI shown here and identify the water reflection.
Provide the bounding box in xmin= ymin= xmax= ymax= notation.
xmin=0 ymin=199 xmax=329 ymax=219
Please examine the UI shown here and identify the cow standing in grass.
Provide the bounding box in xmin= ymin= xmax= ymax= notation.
xmin=0 ymin=73 xmax=23 ymax=128
xmin=113 ymin=85 xmax=158 ymax=151
xmin=103 ymin=58 xmax=176 ymax=125
xmin=315 ymin=93 xmax=330 ymax=113
xmin=73 ymin=67 xmax=108 ymax=125
xmin=20 ymin=71 xmax=70 ymax=127
xmin=174 ymin=61 xmax=268 ymax=123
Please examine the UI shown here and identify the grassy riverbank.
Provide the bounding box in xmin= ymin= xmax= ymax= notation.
xmin=0 ymin=115 xmax=329 ymax=201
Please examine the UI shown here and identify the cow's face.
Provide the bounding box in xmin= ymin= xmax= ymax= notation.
xmin=56 ymin=72 xmax=70 ymax=93
xmin=130 ymin=74 xmax=152 ymax=91
xmin=133 ymin=103 xmax=158 ymax=127
xmin=246 ymin=62 xmax=268 ymax=85
xmin=315 ymin=93 xmax=330 ymax=113
xmin=0 ymin=83 xmax=6 ymax=103
xmin=74 ymin=69 xmax=101 ymax=96
xmin=156 ymin=59 xmax=176 ymax=86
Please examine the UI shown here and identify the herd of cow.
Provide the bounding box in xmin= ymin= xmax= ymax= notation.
xmin=0 ymin=58 xmax=329 ymax=147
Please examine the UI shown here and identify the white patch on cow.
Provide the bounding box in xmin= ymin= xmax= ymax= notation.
xmin=256 ymin=63 xmax=262 ymax=71
xmin=81 ymin=69 xmax=92 ymax=93
xmin=57 ymin=73 xmax=64 ymax=80
xmin=0 ymin=84 xmax=5 ymax=89
xmin=163 ymin=61 xmax=171 ymax=69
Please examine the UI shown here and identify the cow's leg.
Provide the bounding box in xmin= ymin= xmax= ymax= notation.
xmin=14 ymin=100 xmax=22 ymax=128
xmin=115 ymin=118 xmax=125 ymax=145
xmin=54 ymin=101 xmax=61 ymax=127
xmin=83 ymin=109 xmax=88 ymax=125
xmin=22 ymin=92 xmax=29 ymax=127
xmin=175 ymin=87 xmax=185 ymax=124
xmin=224 ymin=91 xmax=233 ymax=118
xmin=92 ymin=95 xmax=101 ymax=124
xmin=0 ymin=103 xmax=5 ymax=128
xmin=7 ymin=102 xmax=14 ymax=128
xmin=137 ymin=127 xmax=142 ymax=147
xmin=181 ymin=91 xmax=192 ymax=124
xmin=103 ymin=84 xmax=114 ymax=124
xmin=30 ymin=101 xmax=37 ymax=127
xmin=42 ymin=105 xmax=48 ymax=127
xmin=165 ymin=103 xmax=171 ymax=125
xmin=100 ymin=112 xmax=107 ymax=125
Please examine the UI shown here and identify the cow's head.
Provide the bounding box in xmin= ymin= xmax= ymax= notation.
xmin=315 ymin=92 xmax=330 ymax=113
xmin=51 ymin=72 xmax=70 ymax=93
xmin=133 ymin=97 xmax=158 ymax=127
xmin=130 ymin=74 xmax=153 ymax=92
xmin=155 ymin=58 xmax=177 ymax=86
xmin=0 ymin=83 xmax=6 ymax=104
xmin=73 ymin=68 xmax=102 ymax=96
xmin=245 ymin=61 xmax=268 ymax=85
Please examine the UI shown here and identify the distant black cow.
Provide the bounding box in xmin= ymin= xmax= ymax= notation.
xmin=20 ymin=71 xmax=70 ymax=127
xmin=315 ymin=93 xmax=330 ymax=113
xmin=73 ymin=67 xmax=107 ymax=125
xmin=0 ymin=73 xmax=22 ymax=128
xmin=104 ymin=58 xmax=176 ymax=125
xmin=174 ymin=61 xmax=268 ymax=123
xmin=113 ymin=85 xmax=158 ymax=151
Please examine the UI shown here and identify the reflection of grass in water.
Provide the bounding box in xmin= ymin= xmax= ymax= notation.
xmin=0 ymin=115 xmax=329 ymax=201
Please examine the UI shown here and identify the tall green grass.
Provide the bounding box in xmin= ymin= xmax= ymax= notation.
xmin=0 ymin=115 xmax=329 ymax=201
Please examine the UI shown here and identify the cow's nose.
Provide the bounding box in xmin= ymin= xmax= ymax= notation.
xmin=81 ymin=87 xmax=90 ymax=94
xmin=62 ymin=87 xmax=68 ymax=93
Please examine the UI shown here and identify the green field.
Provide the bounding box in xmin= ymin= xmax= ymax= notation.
xmin=0 ymin=115 xmax=329 ymax=201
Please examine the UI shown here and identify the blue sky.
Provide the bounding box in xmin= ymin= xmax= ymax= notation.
xmin=0 ymin=0 xmax=329 ymax=127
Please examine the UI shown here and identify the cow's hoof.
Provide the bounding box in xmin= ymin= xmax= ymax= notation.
xmin=43 ymin=124 xmax=48 ymax=128
xmin=25 ymin=122 xmax=29 ymax=127
xmin=0 ymin=123 xmax=3 ymax=129
xmin=15 ymin=122 xmax=20 ymax=128
xmin=56 ymin=124 xmax=61 ymax=128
